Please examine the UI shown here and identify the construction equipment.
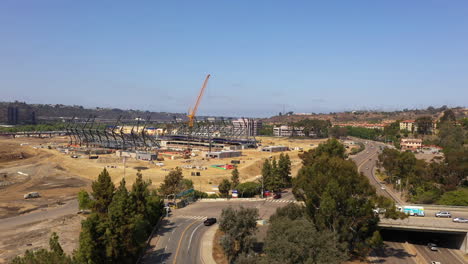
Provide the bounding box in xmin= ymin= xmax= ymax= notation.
xmin=188 ymin=74 xmax=210 ymax=128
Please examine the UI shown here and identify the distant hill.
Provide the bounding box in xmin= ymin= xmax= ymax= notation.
xmin=0 ymin=102 xmax=188 ymax=124
xmin=262 ymin=106 xmax=468 ymax=124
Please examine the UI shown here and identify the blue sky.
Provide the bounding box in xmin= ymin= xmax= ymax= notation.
xmin=1 ymin=1 xmax=467 ymax=117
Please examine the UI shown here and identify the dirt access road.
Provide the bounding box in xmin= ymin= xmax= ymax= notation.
xmin=0 ymin=137 xmax=89 ymax=263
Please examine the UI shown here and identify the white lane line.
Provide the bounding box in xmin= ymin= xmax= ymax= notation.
xmin=187 ymin=222 xmax=204 ymax=252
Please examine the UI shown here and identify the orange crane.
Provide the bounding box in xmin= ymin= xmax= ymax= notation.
xmin=187 ymin=74 xmax=211 ymax=128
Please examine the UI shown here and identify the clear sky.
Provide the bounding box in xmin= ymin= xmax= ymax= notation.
xmin=1 ymin=1 xmax=467 ymax=117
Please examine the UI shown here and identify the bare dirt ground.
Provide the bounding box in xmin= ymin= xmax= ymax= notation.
xmin=0 ymin=135 xmax=325 ymax=262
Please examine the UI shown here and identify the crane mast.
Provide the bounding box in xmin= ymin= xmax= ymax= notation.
xmin=188 ymin=74 xmax=210 ymax=128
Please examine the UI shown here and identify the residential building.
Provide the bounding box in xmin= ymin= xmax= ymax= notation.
xmin=400 ymin=138 xmax=423 ymax=151
xmin=400 ymin=120 xmax=417 ymax=133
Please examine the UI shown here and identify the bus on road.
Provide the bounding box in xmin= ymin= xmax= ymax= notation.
xmin=398 ymin=206 xmax=425 ymax=216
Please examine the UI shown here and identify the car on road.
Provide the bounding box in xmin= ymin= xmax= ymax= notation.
xmin=204 ymin=218 xmax=217 ymax=226
xmin=435 ymin=211 xmax=451 ymax=218
xmin=273 ymin=193 xmax=282 ymax=199
xmin=366 ymin=167 xmax=369 ymax=170
xmin=453 ymin=217 xmax=468 ymax=223
xmin=380 ymin=186 xmax=386 ymax=190
xmin=430 ymin=261 xmax=441 ymax=264
xmin=427 ymin=243 xmax=438 ymax=251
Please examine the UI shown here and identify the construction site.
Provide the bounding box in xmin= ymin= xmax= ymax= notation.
xmin=0 ymin=74 xmax=331 ymax=262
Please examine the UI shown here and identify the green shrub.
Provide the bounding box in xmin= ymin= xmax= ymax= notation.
xmin=236 ymin=182 xmax=261 ymax=198
xmin=438 ymin=188 xmax=468 ymax=206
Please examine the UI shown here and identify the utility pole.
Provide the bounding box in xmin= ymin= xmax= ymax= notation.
xmin=123 ymin=156 xmax=126 ymax=178
xmin=261 ymin=175 xmax=264 ymax=199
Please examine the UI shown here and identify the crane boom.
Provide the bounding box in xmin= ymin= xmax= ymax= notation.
xmin=188 ymin=74 xmax=210 ymax=127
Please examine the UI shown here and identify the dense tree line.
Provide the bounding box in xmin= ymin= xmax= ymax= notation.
xmin=378 ymin=110 xmax=467 ymax=204
xmin=219 ymin=139 xmax=403 ymax=263
xmin=261 ymin=153 xmax=292 ymax=193
xmin=294 ymin=139 xmax=402 ymax=257
xmin=13 ymin=169 xmax=164 ymax=264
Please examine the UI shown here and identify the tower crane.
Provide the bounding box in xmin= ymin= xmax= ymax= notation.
xmin=187 ymin=74 xmax=211 ymax=128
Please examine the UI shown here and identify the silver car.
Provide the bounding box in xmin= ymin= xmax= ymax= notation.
xmin=435 ymin=211 xmax=451 ymax=218
xmin=453 ymin=217 xmax=468 ymax=223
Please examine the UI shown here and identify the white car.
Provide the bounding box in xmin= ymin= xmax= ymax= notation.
xmin=427 ymin=243 xmax=438 ymax=251
xmin=453 ymin=217 xmax=468 ymax=223
xmin=381 ymin=186 xmax=386 ymax=190
xmin=435 ymin=211 xmax=451 ymax=218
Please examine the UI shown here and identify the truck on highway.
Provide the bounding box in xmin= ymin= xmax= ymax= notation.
xmin=398 ymin=206 xmax=425 ymax=216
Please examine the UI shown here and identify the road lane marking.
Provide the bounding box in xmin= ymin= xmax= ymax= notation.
xmin=173 ymin=220 xmax=198 ymax=264
xmin=187 ymin=222 xmax=204 ymax=251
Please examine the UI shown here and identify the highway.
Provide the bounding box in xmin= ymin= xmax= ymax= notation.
xmin=351 ymin=139 xmax=468 ymax=264
xmin=141 ymin=193 xmax=297 ymax=264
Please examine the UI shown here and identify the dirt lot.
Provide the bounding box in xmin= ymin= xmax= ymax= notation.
xmin=0 ymin=135 xmax=325 ymax=262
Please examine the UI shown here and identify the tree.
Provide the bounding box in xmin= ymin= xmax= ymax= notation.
xmin=131 ymin=170 xmax=151 ymax=217
xmin=278 ymin=153 xmax=292 ymax=187
xmin=299 ymin=138 xmax=346 ymax=166
xmin=219 ymin=178 xmax=232 ymax=198
xmin=76 ymin=213 xmax=107 ymax=264
xmin=49 ymin=232 xmax=64 ymax=257
xmin=159 ymin=167 xmax=184 ymax=197
xmin=440 ymin=109 xmax=456 ymax=123
xmin=12 ymin=233 xmax=73 ymax=264
xmin=219 ymin=206 xmax=259 ymax=262
xmin=415 ymin=116 xmax=433 ymax=135
xmin=231 ymin=168 xmax=240 ymax=189
xmin=294 ymin=139 xmax=403 ymax=257
xmin=236 ymin=182 xmax=261 ymax=198
xmin=264 ymin=216 xmax=347 ymax=264
xmin=78 ymin=190 xmax=92 ymax=210
xmin=105 ymin=178 xmax=142 ymax=263
xmin=261 ymin=159 xmax=272 ymax=195
xmin=267 ymin=158 xmax=282 ymax=192
xmin=91 ymin=168 xmax=115 ymax=215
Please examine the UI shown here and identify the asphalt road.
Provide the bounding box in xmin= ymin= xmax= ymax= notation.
xmin=352 ymin=138 xmax=468 ymax=264
xmin=141 ymin=192 xmax=297 ymax=264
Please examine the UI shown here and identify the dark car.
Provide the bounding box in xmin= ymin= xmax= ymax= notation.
xmin=273 ymin=193 xmax=282 ymax=199
xmin=204 ymin=218 xmax=217 ymax=226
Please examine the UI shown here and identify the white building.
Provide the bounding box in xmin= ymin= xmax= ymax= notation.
xmin=273 ymin=125 xmax=305 ymax=137
xmin=232 ymin=118 xmax=262 ymax=136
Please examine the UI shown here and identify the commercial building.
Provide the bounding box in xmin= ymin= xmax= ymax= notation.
xmin=205 ymin=150 xmax=242 ymax=159
xmin=261 ymin=146 xmax=289 ymax=152
xmin=232 ymin=118 xmax=262 ymax=136
xmin=273 ymin=125 xmax=305 ymax=137
xmin=400 ymin=138 xmax=423 ymax=151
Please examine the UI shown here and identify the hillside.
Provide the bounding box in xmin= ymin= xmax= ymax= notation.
xmin=0 ymin=102 xmax=188 ymax=124
xmin=262 ymin=106 xmax=468 ymax=124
